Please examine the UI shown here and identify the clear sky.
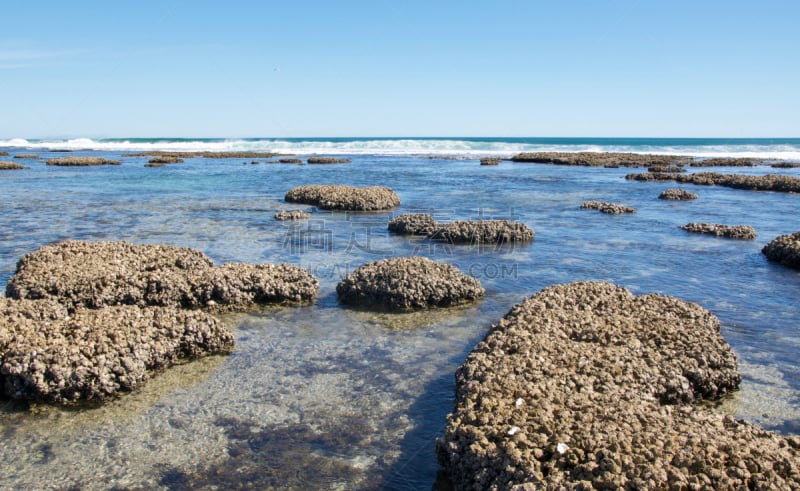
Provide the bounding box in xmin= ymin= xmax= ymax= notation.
xmin=1 ymin=0 xmax=798 ymax=138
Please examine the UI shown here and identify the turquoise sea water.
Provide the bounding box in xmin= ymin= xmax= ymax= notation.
xmin=1 ymin=138 xmax=799 ymax=489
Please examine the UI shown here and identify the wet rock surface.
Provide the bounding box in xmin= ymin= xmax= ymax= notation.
xmin=437 ymin=281 xmax=800 ymax=490
xmin=387 ymin=213 xmax=439 ymax=236
xmin=680 ymin=223 xmax=757 ymax=240
xmin=13 ymin=154 xmax=38 ymax=159
xmin=659 ymin=188 xmax=698 ymax=200
xmin=581 ymin=200 xmax=636 ymax=214
xmin=285 ymin=184 xmax=400 ymax=211
xmin=480 ymin=158 xmax=501 ymax=166
xmin=336 ymin=257 xmax=484 ymax=311
xmin=0 ymin=297 xmax=233 ymax=403
xmin=274 ymin=210 xmax=311 ymax=220
xmin=762 ymin=231 xmax=800 ymax=270
xmin=147 ymin=156 xmax=184 ymax=164
xmin=6 ymin=240 xmax=318 ymax=312
xmin=430 ymin=220 xmax=534 ymax=244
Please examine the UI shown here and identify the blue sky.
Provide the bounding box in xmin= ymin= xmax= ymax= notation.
xmin=1 ymin=0 xmax=798 ymax=138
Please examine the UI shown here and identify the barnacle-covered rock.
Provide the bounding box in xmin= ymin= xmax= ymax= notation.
xmin=6 ymin=240 xmax=318 ymax=312
xmin=437 ymin=281 xmax=799 ymax=489
xmin=680 ymin=223 xmax=757 ymax=240
xmin=285 ymin=184 xmax=400 ymax=211
xmin=336 ymin=257 xmax=483 ymax=311
xmin=762 ymin=231 xmax=800 ymax=270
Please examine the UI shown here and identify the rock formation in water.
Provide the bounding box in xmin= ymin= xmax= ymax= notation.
xmin=275 ymin=210 xmax=312 ymax=220
xmin=437 ymin=281 xmax=800 ymax=489
xmin=6 ymin=240 xmax=319 ymax=312
xmin=430 ymin=220 xmax=534 ymax=244
xmin=388 ymin=213 xmax=439 ymax=236
xmin=680 ymin=223 xmax=757 ymax=240
xmin=581 ymin=200 xmax=637 ymax=214
xmin=336 ymin=257 xmax=484 ymax=311
xmin=285 ymin=184 xmax=400 ymax=211
xmin=659 ymin=188 xmax=698 ymax=200
xmin=762 ymin=231 xmax=800 ymax=270
xmin=0 ymin=297 xmax=233 ymax=403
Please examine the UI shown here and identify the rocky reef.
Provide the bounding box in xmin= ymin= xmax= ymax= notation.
xmin=680 ymin=223 xmax=757 ymax=240
xmin=581 ymin=200 xmax=636 ymax=214
xmin=13 ymin=154 xmax=38 ymax=159
xmin=285 ymin=184 xmax=400 ymax=211
xmin=336 ymin=257 xmax=484 ymax=311
xmin=274 ymin=210 xmax=311 ymax=220
xmin=46 ymin=156 xmax=121 ymax=166
xmin=277 ymin=158 xmax=303 ymax=164
xmin=307 ymin=157 xmax=351 ymax=164
xmin=6 ymin=240 xmax=319 ymax=312
xmin=0 ymin=151 xmax=8 ymax=156
xmin=627 ymin=171 xmax=800 ymax=193
xmin=430 ymin=220 xmax=535 ymax=244
xmin=437 ymin=281 xmax=799 ymax=489
xmin=0 ymin=161 xmax=27 ymax=170
xmin=387 ymin=213 xmax=439 ymax=236
xmin=511 ymin=152 xmax=689 ymax=168
xmin=659 ymin=188 xmax=698 ymax=200
xmin=480 ymin=158 xmax=501 ymax=166
xmin=689 ymin=158 xmax=761 ymax=167
xmin=0 ymin=297 xmax=233 ymax=403
xmin=762 ymin=231 xmax=800 ymax=270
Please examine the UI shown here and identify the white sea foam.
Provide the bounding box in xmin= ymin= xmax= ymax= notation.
xmin=1 ymin=137 xmax=799 ymax=160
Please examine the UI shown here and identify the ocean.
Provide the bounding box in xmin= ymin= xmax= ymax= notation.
xmin=1 ymin=137 xmax=799 ymax=489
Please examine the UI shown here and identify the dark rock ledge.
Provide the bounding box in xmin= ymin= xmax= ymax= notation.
xmin=437 ymin=281 xmax=800 ymax=489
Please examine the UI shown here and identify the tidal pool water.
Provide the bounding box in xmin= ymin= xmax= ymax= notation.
xmin=1 ymin=152 xmax=799 ymax=489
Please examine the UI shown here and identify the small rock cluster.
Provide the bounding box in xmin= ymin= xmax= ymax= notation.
xmin=336 ymin=257 xmax=484 ymax=311
xmin=0 ymin=297 xmax=233 ymax=403
xmin=148 ymin=156 xmax=184 ymax=164
xmin=480 ymin=158 xmax=501 ymax=166
xmin=680 ymin=223 xmax=757 ymax=240
xmin=437 ymin=281 xmax=800 ymax=489
xmin=762 ymin=231 xmax=800 ymax=270
xmin=6 ymin=240 xmax=319 ymax=312
xmin=689 ymin=158 xmax=760 ymax=167
xmin=659 ymin=188 xmax=698 ymax=200
xmin=277 ymin=158 xmax=303 ymax=164
xmin=285 ymin=184 xmax=400 ymax=211
xmin=13 ymin=154 xmax=38 ymax=159
xmin=581 ymin=200 xmax=636 ymax=214
xmin=274 ymin=210 xmax=311 ymax=221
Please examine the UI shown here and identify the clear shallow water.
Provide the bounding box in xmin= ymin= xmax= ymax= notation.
xmin=1 ymin=145 xmax=799 ymax=489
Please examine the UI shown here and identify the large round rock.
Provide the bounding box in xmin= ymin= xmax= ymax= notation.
xmin=6 ymin=240 xmax=319 ymax=311
xmin=762 ymin=231 xmax=800 ymax=270
xmin=430 ymin=220 xmax=534 ymax=244
xmin=285 ymin=184 xmax=400 ymax=211
xmin=336 ymin=257 xmax=484 ymax=311
xmin=437 ymin=281 xmax=800 ymax=489
xmin=0 ymin=297 xmax=233 ymax=403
